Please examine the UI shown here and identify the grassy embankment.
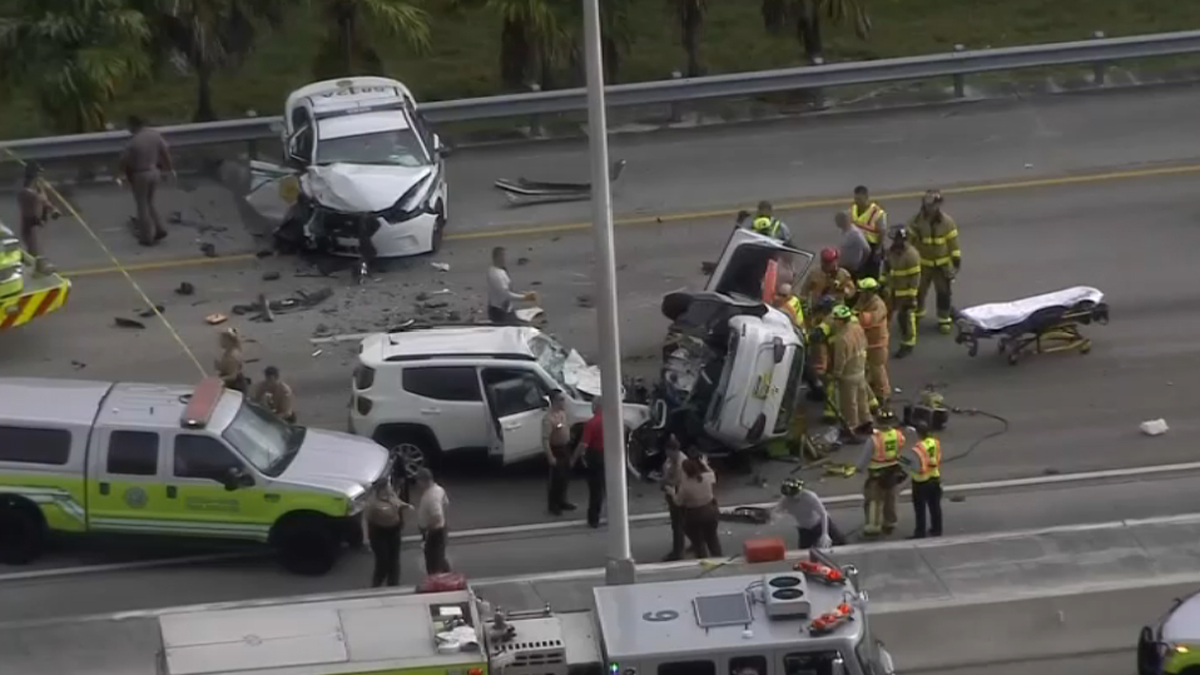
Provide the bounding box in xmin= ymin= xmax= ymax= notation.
xmin=0 ymin=0 xmax=1198 ymax=140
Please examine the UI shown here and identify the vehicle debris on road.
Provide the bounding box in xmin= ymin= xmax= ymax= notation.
xmin=113 ymin=317 xmax=146 ymax=329
xmin=231 ymin=287 xmax=334 ymax=322
xmin=175 ymin=282 xmax=195 ymax=296
xmin=1140 ymin=419 xmax=1169 ymax=436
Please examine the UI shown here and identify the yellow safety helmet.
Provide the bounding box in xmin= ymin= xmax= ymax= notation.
xmin=857 ymin=277 xmax=880 ymax=292
xmin=831 ymin=304 xmax=852 ymax=320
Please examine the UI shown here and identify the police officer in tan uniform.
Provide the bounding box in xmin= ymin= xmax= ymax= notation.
xmin=251 ymin=366 xmax=296 ymax=423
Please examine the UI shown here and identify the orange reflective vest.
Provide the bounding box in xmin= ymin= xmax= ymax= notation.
xmin=912 ymin=437 xmax=942 ymax=482
xmin=868 ymin=428 xmax=905 ymax=470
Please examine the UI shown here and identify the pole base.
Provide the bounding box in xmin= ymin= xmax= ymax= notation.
xmin=605 ymin=557 xmax=637 ymax=586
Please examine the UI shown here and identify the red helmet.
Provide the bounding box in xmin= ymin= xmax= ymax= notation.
xmin=820 ymin=247 xmax=839 ymax=264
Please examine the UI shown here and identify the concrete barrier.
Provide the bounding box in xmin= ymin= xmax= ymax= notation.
xmin=871 ymin=575 xmax=1199 ymax=671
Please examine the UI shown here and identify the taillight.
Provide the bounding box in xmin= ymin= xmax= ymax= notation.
xmin=354 ymin=365 xmax=375 ymax=390
xmin=355 ymin=396 xmax=373 ymax=416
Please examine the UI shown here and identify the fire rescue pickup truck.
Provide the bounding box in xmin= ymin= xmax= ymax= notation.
xmin=0 ymin=377 xmax=391 ymax=575
xmin=3 ymin=549 xmax=899 ymax=675
xmin=0 ymin=219 xmax=70 ymax=331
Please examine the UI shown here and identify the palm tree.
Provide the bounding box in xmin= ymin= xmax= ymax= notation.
xmin=0 ymin=0 xmax=151 ymax=133
xmin=454 ymin=0 xmax=573 ymax=91
xmin=460 ymin=0 xmax=631 ymax=91
xmin=667 ymin=0 xmax=706 ymax=77
xmin=761 ymin=0 xmax=871 ymax=65
xmin=311 ymin=0 xmax=431 ymax=81
xmin=132 ymin=0 xmax=284 ymax=122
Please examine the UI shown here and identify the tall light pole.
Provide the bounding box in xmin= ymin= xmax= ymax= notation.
xmin=582 ymin=0 xmax=634 ymax=586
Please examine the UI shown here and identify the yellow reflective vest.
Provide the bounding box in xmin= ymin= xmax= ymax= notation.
xmin=851 ymin=202 xmax=887 ymax=246
xmin=752 ymin=216 xmax=782 ymax=239
xmin=912 ymin=437 xmax=942 ymax=482
xmin=869 ymin=428 xmax=904 ymax=470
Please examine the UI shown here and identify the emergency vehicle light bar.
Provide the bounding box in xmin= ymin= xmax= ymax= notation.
xmin=182 ymin=377 xmax=224 ymax=429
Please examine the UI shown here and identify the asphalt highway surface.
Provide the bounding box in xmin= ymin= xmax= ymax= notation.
xmin=1 ymin=85 xmax=1199 ymax=614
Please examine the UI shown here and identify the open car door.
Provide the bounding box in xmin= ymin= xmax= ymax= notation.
xmin=484 ymin=371 xmax=548 ymax=465
xmin=705 ymin=228 xmax=815 ymax=300
xmin=242 ymin=160 xmax=302 ymax=225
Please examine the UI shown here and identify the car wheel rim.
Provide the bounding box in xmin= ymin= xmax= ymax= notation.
xmin=393 ymin=443 xmax=426 ymax=479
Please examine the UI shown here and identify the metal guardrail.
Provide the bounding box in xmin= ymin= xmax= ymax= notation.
xmin=4 ymin=29 xmax=1200 ymax=161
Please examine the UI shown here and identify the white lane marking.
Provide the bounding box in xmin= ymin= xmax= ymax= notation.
xmin=7 ymin=510 xmax=1200 ymax=629
xmin=3 ymin=460 xmax=1199 ymax=583
xmin=0 ymin=552 xmax=261 ymax=582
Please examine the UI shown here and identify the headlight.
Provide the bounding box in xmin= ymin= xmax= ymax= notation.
xmin=379 ymin=173 xmax=436 ymax=222
xmin=347 ymin=490 xmax=368 ymax=516
xmin=0 ymin=263 xmax=22 ymax=282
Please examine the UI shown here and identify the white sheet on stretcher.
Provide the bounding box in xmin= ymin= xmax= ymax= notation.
xmin=958 ymin=286 xmax=1104 ymax=332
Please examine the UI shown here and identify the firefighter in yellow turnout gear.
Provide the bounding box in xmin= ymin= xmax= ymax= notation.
xmin=829 ymin=304 xmax=873 ymax=442
xmin=908 ymin=422 xmax=944 ymax=538
xmin=881 ymin=227 xmax=921 ymax=358
xmin=906 ymin=190 xmax=962 ymax=334
xmin=805 ymin=296 xmax=838 ymax=423
xmin=855 ymin=427 xmax=907 ymax=536
xmin=854 ymin=277 xmax=892 ymax=419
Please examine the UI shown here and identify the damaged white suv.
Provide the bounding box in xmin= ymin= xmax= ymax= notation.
xmin=349 ymin=325 xmax=652 ymax=477
xmin=630 ymin=228 xmax=814 ymax=476
xmin=245 ymin=76 xmax=449 ymax=259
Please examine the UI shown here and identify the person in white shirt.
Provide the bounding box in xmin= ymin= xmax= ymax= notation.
xmin=414 ymin=468 xmax=450 ymax=574
xmin=773 ymin=478 xmax=846 ymax=549
xmin=486 ymin=246 xmax=536 ymax=323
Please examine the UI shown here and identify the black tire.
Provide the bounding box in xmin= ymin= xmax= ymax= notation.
xmin=0 ymin=506 xmax=45 ymax=565
xmin=344 ymin=517 xmax=365 ymax=550
xmin=274 ymin=515 xmax=339 ymax=576
xmin=1137 ymin=626 xmax=1157 ymax=675
xmin=382 ymin=429 xmax=440 ymax=484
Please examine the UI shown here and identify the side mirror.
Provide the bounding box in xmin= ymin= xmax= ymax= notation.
xmin=433 ymin=135 xmax=452 ymax=157
xmin=541 ymin=395 xmax=551 ymax=409
xmin=830 ymin=654 xmax=846 ymax=675
xmin=222 ymin=467 xmax=253 ymax=491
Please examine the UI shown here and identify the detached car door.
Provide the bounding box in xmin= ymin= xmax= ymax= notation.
xmin=482 ymin=367 xmax=550 ymax=465
xmin=240 ymin=160 xmax=302 ymax=225
xmin=705 ymin=228 xmax=815 ymax=300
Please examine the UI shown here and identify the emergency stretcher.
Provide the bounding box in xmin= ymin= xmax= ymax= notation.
xmin=953 ymin=286 xmax=1109 ymax=365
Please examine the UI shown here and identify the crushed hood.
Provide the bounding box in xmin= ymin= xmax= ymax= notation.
xmin=563 ymin=349 xmax=602 ymax=397
xmin=278 ymin=428 xmax=389 ymax=496
xmin=302 ymin=163 xmax=432 ymax=213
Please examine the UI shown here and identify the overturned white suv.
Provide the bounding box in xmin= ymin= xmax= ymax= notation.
xmin=348 ymin=325 xmax=652 ymax=477
xmin=630 ymin=228 xmax=814 ymax=476
xmin=243 ymin=76 xmax=449 ymax=259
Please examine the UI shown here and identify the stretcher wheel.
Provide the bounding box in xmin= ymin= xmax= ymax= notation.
xmin=1007 ymin=351 xmax=1020 ymax=366
xmin=967 ymin=343 xmax=978 ymax=357
xmin=1080 ymin=344 xmax=1091 ymax=355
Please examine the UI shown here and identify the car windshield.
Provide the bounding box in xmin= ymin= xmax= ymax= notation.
xmin=221 ymin=400 xmax=306 ymax=477
xmin=528 ymin=332 xmax=572 ymax=391
xmin=315 ymin=128 xmax=428 ymax=167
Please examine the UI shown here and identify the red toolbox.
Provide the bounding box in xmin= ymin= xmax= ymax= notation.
xmin=742 ymin=537 xmax=786 ymax=563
